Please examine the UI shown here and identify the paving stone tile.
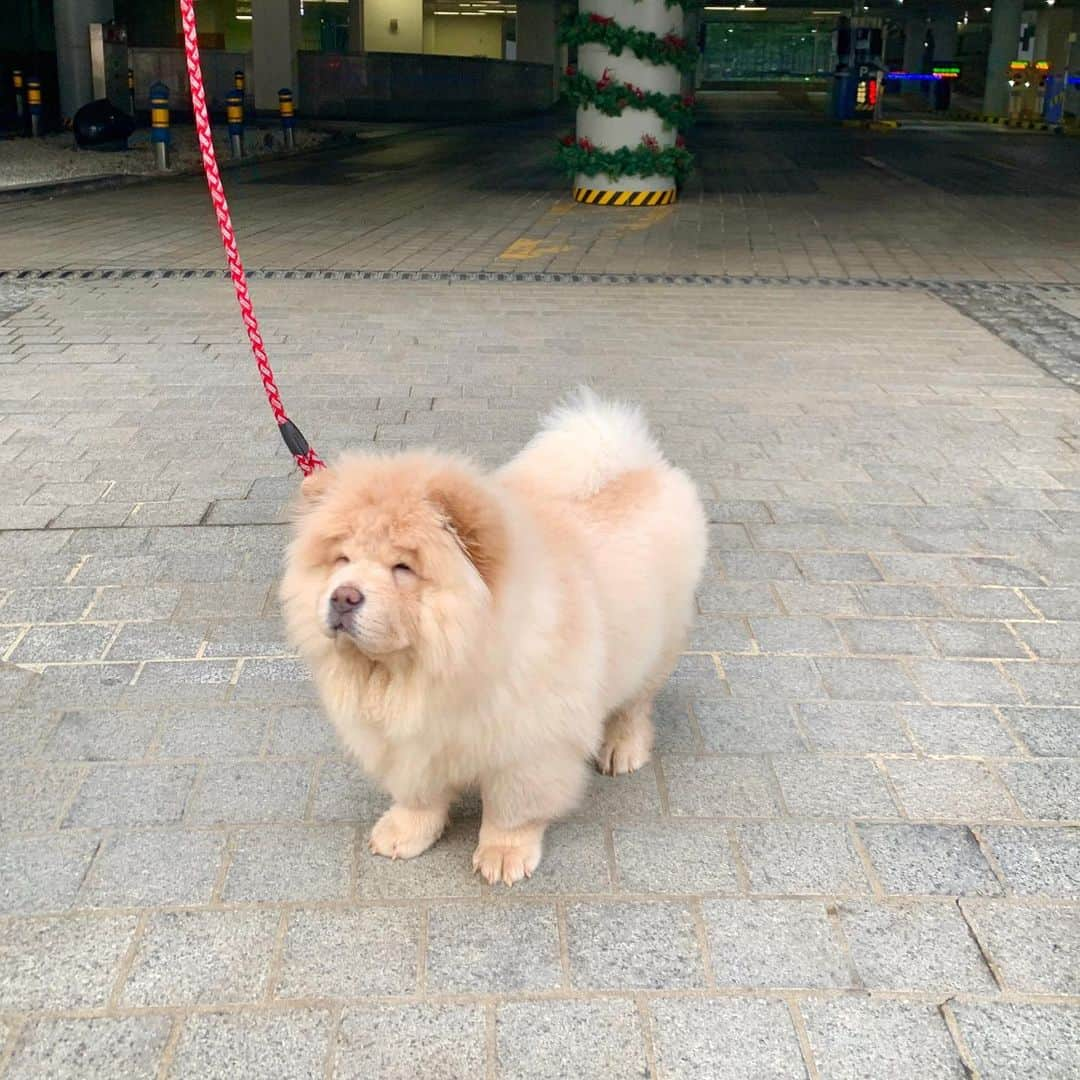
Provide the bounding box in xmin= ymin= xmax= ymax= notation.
xmin=722 ymin=655 xmax=825 ymax=700
xmin=801 ymin=999 xmax=964 ymax=1080
xmin=222 ymin=825 xmax=354 ymax=902
xmin=356 ymin=819 xmax=483 ymax=899
xmin=697 ymin=582 xmax=780 ymax=616
xmin=1000 ymin=707 xmax=1080 ymax=756
xmin=86 ymin=585 xmax=181 ymax=621
xmin=4 ymin=1015 xmax=173 ymax=1080
xmin=10 ymin=623 xmax=113 ymax=663
xmin=496 ymin=999 xmax=647 ymax=1080
xmin=716 ymin=551 xmax=802 ymax=581
xmin=685 ymin=614 xmax=755 ymax=653
xmin=836 ymin=618 xmax=935 ymax=656
xmin=998 ymin=760 xmax=1080 ymax=820
xmin=946 ymin=587 xmax=1036 ymax=619
xmin=886 ymin=760 xmax=1016 ymax=820
xmin=233 ymin=658 xmax=318 ymax=704
xmin=511 ymin=822 xmax=611 ymax=895
xmin=839 ymin=901 xmax=996 ymax=992
xmin=857 ymin=584 xmax=950 ymax=617
xmin=736 ymin=823 xmax=869 ymax=895
xmin=749 ymin=616 xmax=842 ymax=655
xmin=652 ymin=683 xmax=700 ymax=753
xmin=0 ymin=913 xmax=137 ymax=1010
xmin=816 ymin=657 xmax=920 ymax=701
xmin=157 ymin=706 xmax=267 ymax=759
xmin=858 ymin=824 xmax=1001 ymax=896
xmin=649 ymin=998 xmax=806 ymax=1080
xmin=174 ymin=583 xmax=270 ymax=619
xmin=703 ymin=898 xmax=852 ymax=988
xmin=203 ymin=617 xmax=292 ymax=658
xmin=121 ymin=909 xmax=278 ymax=1006
xmin=20 ymin=662 xmax=136 ymax=708
xmin=980 ymin=826 xmax=1080 ymax=897
xmin=40 ymin=708 xmax=158 ymax=761
xmin=171 ymin=1009 xmax=333 ymax=1080
xmin=1004 ymin=661 xmax=1080 ymax=705
xmin=64 ymin=764 xmax=196 ymax=827
xmin=797 ymin=702 xmax=912 ymax=752
xmin=774 ymin=582 xmax=864 ymax=616
xmin=335 ymin=1003 xmax=484 ymax=1080
xmin=106 ymin=621 xmax=206 ymax=661
xmin=663 ymin=756 xmax=781 ymax=817
xmin=0 ymin=587 xmax=94 ymax=622
xmin=899 ymin=704 xmax=1019 ymax=755
xmin=963 ymin=900 xmax=1079 ymax=995
xmin=575 ymin=760 xmax=665 ymax=816
xmin=126 ymin=660 xmax=236 ymax=704
xmin=909 ymin=660 xmax=1022 ymax=704
xmin=928 ymin=621 xmax=1028 ymax=659
xmin=951 ymin=1002 xmax=1080 ymax=1080
xmin=266 ymin=705 xmax=340 ymax=756
xmin=565 ymin=900 xmax=704 ymax=989
xmin=695 ymin=699 xmax=806 ymax=753
xmin=311 ymin=761 xmax=391 ymax=823
xmin=774 ymin=757 xmax=898 ymax=818
xmin=78 ymin=829 xmax=226 ymax=908
xmin=612 ymin=822 xmax=737 ymax=893
xmin=276 ymin=906 xmax=419 ymax=998
xmin=187 ymin=761 xmax=312 ymax=825
xmin=0 ymin=765 xmax=83 ymax=833
xmin=0 ymin=708 xmax=52 ymax=760
xmin=799 ymin=553 xmax=882 ymax=582
xmin=427 ymin=902 xmax=561 ymax=992
xmin=0 ymin=831 xmax=101 ymax=914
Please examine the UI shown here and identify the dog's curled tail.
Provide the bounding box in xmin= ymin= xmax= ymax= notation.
xmin=511 ymin=387 xmax=666 ymax=499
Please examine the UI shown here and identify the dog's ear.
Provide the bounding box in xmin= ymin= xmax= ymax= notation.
xmin=428 ymin=470 xmax=507 ymax=593
xmin=300 ymin=467 xmax=334 ymax=503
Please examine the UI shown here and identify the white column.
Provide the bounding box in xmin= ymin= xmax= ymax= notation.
xmin=53 ymin=0 xmax=114 ymax=121
xmin=252 ymin=0 xmax=301 ymax=111
xmin=575 ymin=0 xmax=683 ymax=198
xmin=983 ymin=0 xmax=1023 ymax=115
xmin=929 ymin=2 xmax=958 ymax=65
xmin=902 ymin=9 xmax=928 ymax=73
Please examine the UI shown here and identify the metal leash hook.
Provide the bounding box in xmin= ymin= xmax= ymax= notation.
xmin=177 ymin=0 xmax=325 ymax=475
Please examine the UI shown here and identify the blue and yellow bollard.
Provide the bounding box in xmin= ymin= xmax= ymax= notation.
xmin=226 ymin=89 xmax=244 ymax=158
xmin=278 ymin=87 xmax=296 ymax=150
xmin=12 ymin=69 xmax=24 ymax=125
xmin=26 ymin=76 xmax=42 ymax=137
xmin=149 ymin=80 xmax=170 ymax=170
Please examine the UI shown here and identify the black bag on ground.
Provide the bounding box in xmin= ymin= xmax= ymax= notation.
xmin=73 ymin=99 xmax=135 ymax=150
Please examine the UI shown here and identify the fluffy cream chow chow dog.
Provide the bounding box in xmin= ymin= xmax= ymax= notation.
xmin=281 ymin=391 xmax=707 ymax=884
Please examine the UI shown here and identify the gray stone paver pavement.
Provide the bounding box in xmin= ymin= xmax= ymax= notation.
xmin=2 ymin=99 xmax=1080 ymax=1074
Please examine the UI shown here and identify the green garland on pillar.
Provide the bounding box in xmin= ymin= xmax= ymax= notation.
xmin=562 ymin=67 xmax=696 ymax=130
xmin=557 ymin=134 xmax=693 ymax=182
xmin=557 ymin=13 xmax=698 ymax=75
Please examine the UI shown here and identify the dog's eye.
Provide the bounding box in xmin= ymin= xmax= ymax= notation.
xmin=334 ymin=555 xmax=349 ymax=567
xmin=393 ymin=562 xmax=413 ymax=576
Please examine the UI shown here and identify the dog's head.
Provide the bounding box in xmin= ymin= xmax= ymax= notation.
xmin=281 ymin=453 xmax=507 ymax=667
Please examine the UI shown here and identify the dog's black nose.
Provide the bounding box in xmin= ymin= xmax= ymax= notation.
xmin=331 ymin=585 xmax=364 ymax=613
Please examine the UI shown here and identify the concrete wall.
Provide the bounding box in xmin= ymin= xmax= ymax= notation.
xmin=365 ymin=0 xmax=424 ymax=53
xmin=299 ymin=50 xmax=554 ymax=120
xmin=427 ymin=15 xmax=505 ymax=60
xmin=128 ymin=47 xmax=251 ymax=113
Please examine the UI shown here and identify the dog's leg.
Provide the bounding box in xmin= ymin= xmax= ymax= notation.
xmin=369 ymin=798 xmax=450 ymax=860
xmin=472 ymin=819 xmax=547 ymax=886
xmin=598 ymin=693 xmax=655 ymax=776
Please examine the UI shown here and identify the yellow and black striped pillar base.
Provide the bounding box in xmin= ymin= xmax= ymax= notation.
xmin=573 ymin=187 xmax=676 ymax=207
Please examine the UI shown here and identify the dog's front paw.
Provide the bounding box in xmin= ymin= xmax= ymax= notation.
xmin=369 ymin=804 xmax=446 ymax=861
xmin=598 ymin=730 xmax=651 ymax=776
xmin=472 ymin=837 xmax=542 ymax=886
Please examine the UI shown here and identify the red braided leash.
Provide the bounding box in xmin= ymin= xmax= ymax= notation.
xmin=178 ymin=0 xmax=323 ymax=475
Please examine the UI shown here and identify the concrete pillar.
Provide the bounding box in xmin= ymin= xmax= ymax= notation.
xmin=983 ymin=0 xmax=1023 ymax=115
xmin=252 ymin=0 xmax=301 ymax=111
xmin=929 ymin=2 xmax=958 ymax=65
xmin=53 ymin=0 xmax=114 ymax=121
xmin=516 ymin=0 xmax=560 ymax=98
xmin=902 ymin=9 xmax=929 ymax=74
xmin=348 ymin=0 xmax=364 ymax=52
